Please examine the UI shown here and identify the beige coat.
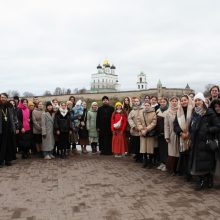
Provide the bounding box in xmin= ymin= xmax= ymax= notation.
xmin=32 ymin=108 xmax=43 ymax=134
xmin=137 ymin=109 xmax=157 ymax=154
xmin=128 ymin=108 xmax=141 ymax=136
xmin=164 ymin=111 xmax=179 ymax=157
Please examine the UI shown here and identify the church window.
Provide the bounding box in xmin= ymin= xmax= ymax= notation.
xmin=140 ymin=77 xmax=142 ymax=83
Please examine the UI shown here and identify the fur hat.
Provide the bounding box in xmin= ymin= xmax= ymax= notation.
xmin=194 ymin=92 xmax=206 ymax=102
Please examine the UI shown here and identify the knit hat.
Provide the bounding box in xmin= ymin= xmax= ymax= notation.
xmin=46 ymin=101 xmax=53 ymax=108
xmin=28 ymin=101 xmax=34 ymax=107
xmin=194 ymin=92 xmax=205 ymax=102
xmin=115 ymin=102 xmax=122 ymax=107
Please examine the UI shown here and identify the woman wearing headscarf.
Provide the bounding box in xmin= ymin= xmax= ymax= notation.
xmin=137 ymin=102 xmax=157 ymax=168
xmin=128 ymin=98 xmax=142 ymax=162
xmin=111 ymin=102 xmax=128 ymax=157
xmin=210 ymin=99 xmax=220 ymax=187
xmin=174 ymin=95 xmax=194 ymax=180
xmin=164 ymin=97 xmax=179 ymax=175
xmin=155 ymin=97 xmax=169 ymax=171
xmin=17 ymin=99 xmax=32 ymax=159
xmin=87 ymin=102 xmax=99 ymax=153
xmin=189 ymin=93 xmax=220 ymax=190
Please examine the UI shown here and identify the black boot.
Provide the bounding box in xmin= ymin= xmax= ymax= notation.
xmin=207 ymin=174 xmax=214 ymax=188
xmin=91 ymin=143 xmax=95 ymax=154
xmin=5 ymin=161 xmax=12 ymax=166
xmin=60 ymin=150 xmax=64 ymax=159
xmin=195 ymin=176 xmax=206 ymax=191
xmin=142 ymin=154 xmax=148 ymax=168
xmin=94 ymin=143 xmax=97 ymax=153
xmin=147 ymin=154 xmax=153 ymax=169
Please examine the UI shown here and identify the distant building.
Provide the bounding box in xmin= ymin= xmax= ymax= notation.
xmin=137 ymin=72 xmax=147 ymax=90
xmin=90 ymin=59 xmax=120 ymax=92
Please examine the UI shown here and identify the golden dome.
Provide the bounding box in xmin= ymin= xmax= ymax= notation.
xmin=103 ymin=58 xmax=110 ymax=66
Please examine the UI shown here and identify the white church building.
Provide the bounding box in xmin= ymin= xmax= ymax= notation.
xmin=90 ymin=59 xmax=120 ymax=92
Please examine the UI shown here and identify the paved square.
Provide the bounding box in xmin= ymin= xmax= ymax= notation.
xmin=0 ymin=153 xmax=220 ymax=220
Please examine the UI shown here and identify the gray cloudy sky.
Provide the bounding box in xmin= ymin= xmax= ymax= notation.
xmin=1 ymin=0 xmax=220 ymax=95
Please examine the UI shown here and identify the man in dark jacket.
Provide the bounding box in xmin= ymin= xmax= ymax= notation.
xmin=0 ymin=93 xmax=18 ymax=167
xmin=96 ymin=96 xmax=114 ymax=155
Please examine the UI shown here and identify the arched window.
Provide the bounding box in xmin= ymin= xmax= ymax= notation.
xmin=140 ymin=77 xmax=142 ymax=83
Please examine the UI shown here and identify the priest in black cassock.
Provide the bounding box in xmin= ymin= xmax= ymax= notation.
xmin=96 ymin=96 xmax=114 ymax=155
xmin=0 ymin=93 xmax=18 ymax=167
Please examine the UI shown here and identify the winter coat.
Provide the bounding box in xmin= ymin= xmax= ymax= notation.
xmin=96 ymin=104 xmax=114 ymax=136
xmin=137 ymin=109 xmax=157 ymax=154
xmin=111 ymin=111 xmax=127 ymax=133
xmin=32 ymin=108 xmax=43 ymax=134
xmin=189 ymin=108 xmax=220 ymax=173
xmin=164 ymin=111 xmax=179 ymax=157
xmin=128 ymin=108 xmax=141 ymax=136
xmin=41 ymin=112 xmax=55 ymax=151
xmin=87 ymin=110 xmax=98 ymax=138
xmin=54 ymin=111 xmax=73 ymax=133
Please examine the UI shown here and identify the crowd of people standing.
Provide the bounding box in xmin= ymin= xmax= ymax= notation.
xmin=1 ymin=85 xmax=220 ymax=191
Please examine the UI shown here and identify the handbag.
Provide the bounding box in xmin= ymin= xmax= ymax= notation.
xmin=142 ymin=112 xmax=157 ymax=137
xmin=113 ymin=116 xmax=122 ymax=129
xmin=206 ymin=139 xmax=219 ymax=151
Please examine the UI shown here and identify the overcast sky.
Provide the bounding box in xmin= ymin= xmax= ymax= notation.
xmin=1 ymin=0 xmax=219 ymax=95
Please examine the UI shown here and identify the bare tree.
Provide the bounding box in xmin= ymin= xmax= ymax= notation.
xmin=43 ymin=90 xmax=52 ymax=96
xmin=53 ymin=87 xmax=62 ymax=95
xmin=66 ymin=88 xmax=71 ymax=95
xmin=7 ymin=90 xmax=20 ymax=97
xmin=78 ymin=88 xmax=87 ymax=94
xmin=73 ymin=88 xmax=79 ymax=94
xmin=23 ymin=91 xmax=34 ymax=97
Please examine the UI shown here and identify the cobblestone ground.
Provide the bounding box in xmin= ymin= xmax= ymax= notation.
xmin=1 ymin=150 xmax=220 ymax=220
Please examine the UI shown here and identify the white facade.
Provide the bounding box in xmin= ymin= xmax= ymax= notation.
xmin=91 ymin=59 xmax=120 ymax=92
xmin=137 ymin=72 xmax=147 ymax=90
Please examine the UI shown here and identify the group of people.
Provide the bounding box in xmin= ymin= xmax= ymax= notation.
xmin=1 ymin=85 xmax=220 ymax=191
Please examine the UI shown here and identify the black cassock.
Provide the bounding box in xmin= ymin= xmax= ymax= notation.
xmin=96 ymin=104 xmax=114 ymax=155
xmin=0 ymin=104 xmax=16 ymax=163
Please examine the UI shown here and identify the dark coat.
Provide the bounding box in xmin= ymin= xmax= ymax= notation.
xmin=78 ymin=109 xmax=89 ymax=139
xmin=189 ymin=108 xmax=220 ymax=173
xmin=96 ymin=104 xmax=114 ymax=155
xmin=96 ymin=104 xmax=114 ymax=136
xmin=0 ymin=103 xmax=17 ymax=162
xmin=54 ymin=111 xmax=72 ymax=133
xmin=0 ymin=103 xmax=17 ymax=134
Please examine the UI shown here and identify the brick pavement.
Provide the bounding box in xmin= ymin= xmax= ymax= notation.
xmin=0 ymin=152 xmax=220 ymax=220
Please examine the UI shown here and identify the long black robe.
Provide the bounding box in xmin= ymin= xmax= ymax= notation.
xmin=0 ymin=103 xmax=17 ymax=163
xmin=96 ymin=104 xmax=114 ymax=155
